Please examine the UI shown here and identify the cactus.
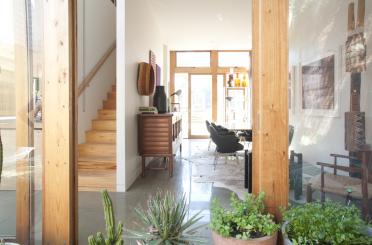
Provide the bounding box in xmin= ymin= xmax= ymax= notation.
xmin=0 ymin=130 xmax=3 ymax=183
xmin=88 ymin=190 xmax=124 ymax=245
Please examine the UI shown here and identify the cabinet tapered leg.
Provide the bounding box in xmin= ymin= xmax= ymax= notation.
xmin=141 ymin=156 xmax=145 ymax=177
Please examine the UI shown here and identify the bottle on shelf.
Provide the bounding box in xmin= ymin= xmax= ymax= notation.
xmin=242 ymin=74 xmax=248 ymax=87
xmin=234 ymin=73 xmax=241 ymax=87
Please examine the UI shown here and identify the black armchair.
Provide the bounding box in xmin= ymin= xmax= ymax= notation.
xmin=209 ymin=124 xmax=243 ymax=169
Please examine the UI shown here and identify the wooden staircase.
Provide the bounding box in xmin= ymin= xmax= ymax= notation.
xmin=78 ymin=84 xmax=116 ymax=191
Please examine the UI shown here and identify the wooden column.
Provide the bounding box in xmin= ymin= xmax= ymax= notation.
xmin=252 ymin=0 xmax=288 ymax=218
xmin=42 ymin=0 xmax=77 ymax=244
xmin=14 ymin=0 xmax=31 ymax=243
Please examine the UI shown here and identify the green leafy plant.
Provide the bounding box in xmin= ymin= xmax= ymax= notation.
xmin=126 ymin=191 xmax=205 ymax=244
xmin=88 ymin=190 xmax=124 ymax=245
xmin=0 ymin=130 xmax=3 ymax=183
xmin=210 ymin=192 xmax=279 ymax=240
xmin=283 ymin=202 xmax=372 ymax=245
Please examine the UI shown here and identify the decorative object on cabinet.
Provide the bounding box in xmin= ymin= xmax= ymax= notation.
xmin=137 ymin=62 xmax=155 ymax=95
xmin=138 ymin=106 xmax=158 ymax=114
xmin=138 ymin=113 xmax=182 ymax=177
xmin=153 ymin=86 xmax=167 ymax=113
xmin=227 ymin=74 xmax=234 ymax=87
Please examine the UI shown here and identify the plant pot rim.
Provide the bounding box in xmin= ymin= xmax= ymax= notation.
xmin=212 ymin=230 xmax=278 ymax=242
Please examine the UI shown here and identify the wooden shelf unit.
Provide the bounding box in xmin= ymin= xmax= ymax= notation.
xmin=138 ymin=113 xmax=182 ymax=177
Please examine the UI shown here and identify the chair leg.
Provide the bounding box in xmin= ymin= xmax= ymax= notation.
xmin=208 ymin=139 xmax=211 ymax=151
xmin=214 ymin=153 xmax=218 ymax=170
xmin=235 ymin=154 xmax=239 ymax=164
xmin=306 ymin=184 xmax=313 ymax=202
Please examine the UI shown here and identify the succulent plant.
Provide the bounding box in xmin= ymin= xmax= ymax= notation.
xmin=126 ymin=191 xmax=205 ymax=244
xmin=88 ymin=190 xmax=124 ymax=245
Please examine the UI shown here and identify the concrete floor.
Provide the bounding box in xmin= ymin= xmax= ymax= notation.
xmin=78 ymin=139 xmax=233 ymax=245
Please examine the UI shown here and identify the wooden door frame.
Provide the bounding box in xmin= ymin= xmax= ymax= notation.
xmin=170 ymin=50 xmax=251 ymax=139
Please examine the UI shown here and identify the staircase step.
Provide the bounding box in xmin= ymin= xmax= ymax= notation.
xmin=98 ymin=109 xmax=116 ymax=120
xmin=78 ymin=169 xmax=116 ymax=192
xmin=108 ymin=91 xmax=116 ymax=100
xmin=78 ymin=143 xmax=116 ymax=158
xmin=103 ymin=100 xmax=116 ymax=109
xmin=78 ymin=156 xmax=116 ymax=170
xmin=92 ymin=119 xmax=116 ymax=131
xmin=86 ymin=130 xmax=116 ymax=144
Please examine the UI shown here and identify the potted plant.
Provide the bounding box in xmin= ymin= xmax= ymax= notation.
xmin=282 ymin=202 xmax=372 ymax=245
xmin=210 ymin=193 xmax=279 ymax=245
xmin=126 ymin=191 xmax=205 ymax=244
xmin=88 ymin=190 xmax=124 ymax=245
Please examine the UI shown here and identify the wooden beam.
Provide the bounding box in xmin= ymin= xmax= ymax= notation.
xmin=42 ymin=0 xmax=77 ymax=243
xmin=14 ymin=0 xmax=31 ymax=243
xmin=252 ymin=0 xmax=288 ymax=219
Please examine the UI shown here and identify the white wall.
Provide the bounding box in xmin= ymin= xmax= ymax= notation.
xmin=77 ymin=0 xmax=116 ymax=143
xmin=289 ymin=0 xmax=372 ymax=166
xmin=116 ymin=0 xmax=165 ymax=191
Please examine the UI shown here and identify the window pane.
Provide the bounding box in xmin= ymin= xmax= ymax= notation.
xmin=217 ymin=75 xmax=225 ymax=124
xmin=190 ymin=75 xmax=212 ymax=136
xmin=218 ymin=52 xmax=250 ymax=68
xmin=174 ymin=73 xmax=189 ymax=138
xmin=176 ymin=52 xmax=210 ymax=67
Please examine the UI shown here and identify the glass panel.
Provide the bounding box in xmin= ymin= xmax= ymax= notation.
xmin=225 ymin=88 xmax=247 ymax=126
xmin=288 ymin=0 xmax=372 ymax=219
xmin=217 ymin=75 xmax=225 ymax=124
xmin=174 ymin=73 xmax=189 ymax=138
xmin=218 ymin=51 xmax=250 ymax=68
xmin=0 ymin=0 xmax=44 ymax=243
xmin=190 ymin=75 xmax=212 ymax=136
xmin=176 ymin=52 xmax=210 ymax=67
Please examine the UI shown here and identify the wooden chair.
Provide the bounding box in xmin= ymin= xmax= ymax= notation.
xmin=307 ymin=151 xmax=372 ymax=217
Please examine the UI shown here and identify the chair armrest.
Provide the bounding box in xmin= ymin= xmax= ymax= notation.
xmin=330 ymin=153 xmax=359 ymax=161
xmin=316 ymin=162 xmax=361 ymax=173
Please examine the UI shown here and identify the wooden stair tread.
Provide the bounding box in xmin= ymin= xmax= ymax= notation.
xmin=78 ymin=170 xmax=116 ymax=192
xmin=78 ymin=156 xmax=116 ymax=163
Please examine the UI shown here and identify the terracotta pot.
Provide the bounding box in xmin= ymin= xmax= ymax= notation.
xmin=212 ymin=231 xmax=277 ymax=245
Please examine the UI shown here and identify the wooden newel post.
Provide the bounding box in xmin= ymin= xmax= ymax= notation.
xmin=252 ymin=0 xmax=289 ymax=219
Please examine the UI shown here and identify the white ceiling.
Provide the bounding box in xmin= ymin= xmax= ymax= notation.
xmin=146 ymin=0 xmax=252 ymax=50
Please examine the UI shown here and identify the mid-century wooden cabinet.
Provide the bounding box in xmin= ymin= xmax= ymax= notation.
xmin=138 ymin=113 xmax=182 ymax=177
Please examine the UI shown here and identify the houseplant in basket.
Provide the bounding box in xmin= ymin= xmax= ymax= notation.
xmin=282 ymin=201 xmax=372 ymax=245
xmin=125 ymin=191 xmax=205 ymax=245
xmin=210 ymin=192 xmax=279 ymax=245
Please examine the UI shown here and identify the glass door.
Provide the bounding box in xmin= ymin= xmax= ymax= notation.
xmin=189 ymin=74 xmax=212 ymax=138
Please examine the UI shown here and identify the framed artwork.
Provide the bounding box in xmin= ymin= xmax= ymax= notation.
xmin=300 ymin=52 xmax=340 ymax=117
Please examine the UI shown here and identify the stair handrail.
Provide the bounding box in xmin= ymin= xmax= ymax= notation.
xmin=77 ymin=42 xmax=116 ymax=97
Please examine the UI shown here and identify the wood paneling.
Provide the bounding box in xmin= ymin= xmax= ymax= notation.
xmin=252 ymin=0 xmax=289 ymax=219
xmin=42 ymin=0 xmax=77 ymax=243
xmin=14 ymin=0 xmax=31 ymax=243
